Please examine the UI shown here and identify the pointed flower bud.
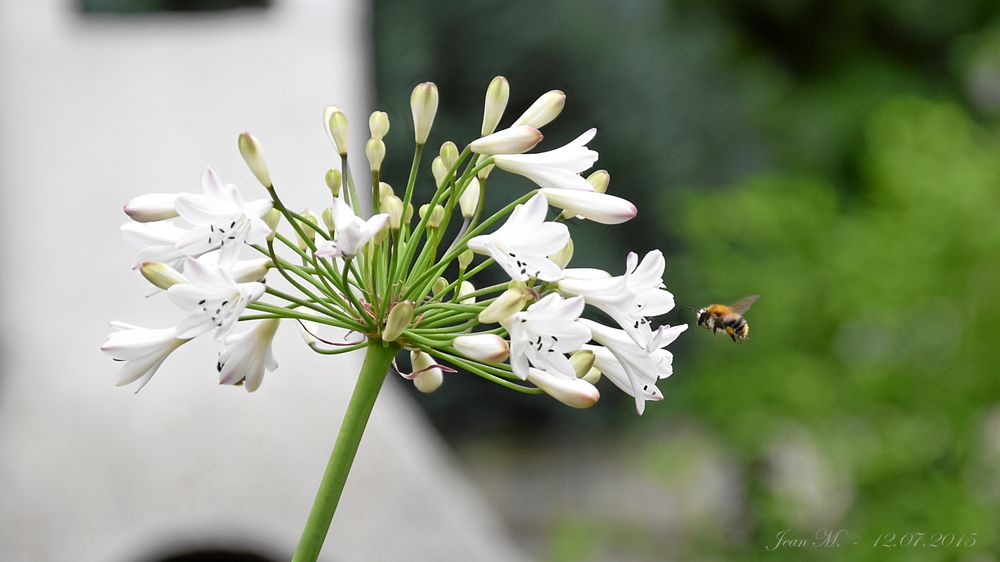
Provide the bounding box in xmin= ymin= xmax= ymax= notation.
xmin=481 ymin=76 xmax=510 ymax=136
xmin=369 ymin=111 xmax=390 ymax=140
xmin=325 ymin=169 xmax=343 ymax=197
xmin=297 ymin=319 xmax=319 ymax=348
xmin=140 ymin=261 xmax=188 ymax=290
xmin=478 ymin=163 xmax=494 ymax=181
xmin=232 ymin=258 xmax=272 ymax=283
xmin=569 ymin=349 xmax=595 ymax=378
xmin=526 ymin=368 xmax=599 ymax=409
xmin=296 ymin=210 xmax=319 ymax=250
xmin=540 ymin=188 xmax=636 ymax=225
xmin=453 ymin=334 xmax=509 ymax=363
xmin=366 ymin=138 xmax=386 ymax=172
xmin=587 ymin=169 xmax=610 ymax=194
xmin=431 ymin=156 xmax=448 ymax=188
xmin=478 ymin=285 xmax=531 ymax=324
xmin=432 ymin=277 xmax=448 ymax=297
xmin=411 ymin=350 xmax=443 ymax=393
xmin=263 ymin=208 xmax=281 ymax=241
xmin=378 ymin=182 xmax=394 ymax=205
xmin=383 ymin=195 xmax=404 ymax=230
xmin=512 ymin=90 xmax=566 ymax=129
xmin=458 ymin=249 xmax=474 ymax=270
xmin=321 ymin=207 xmax=335 ymax=232
xmin=383 ymin=300 xmax=413 ymax=343
xmin=458 ymin=281 xmax=476 ymax=304
xmin=549 ymin=239 xmax=574 ymax=269
xmin=324 ymin=106 xmax=350 ymax=156
xmin=410 ymin=82 xmax=439 ymax=145
xmin=459 ymin=178 xmax=481 ymax=219
xmin=238 ymin=132 xmax=272 ymax=188
xmin=123 ymin=193 xmax=179 ymax=223
xmin=470 ymin=126 xmax=543 ymax=155
xmin=419 ymin=204 xmax=446 ymax=229
xmin=439 ymin=141 xmax=459 ymax=170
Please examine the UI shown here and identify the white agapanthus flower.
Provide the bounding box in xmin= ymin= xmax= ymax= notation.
xmin=171 ymin=168 xmax=273 ymax=263
xmin=502 ymin=294 xmax=592 ymax=380
xmin=167 ymin=256 xmax=266 ymax=340
xmin=467 ymin=193 xmax=569 ymax=282
xmin=105 ymin=79 xmax=692 ymax=558
xmin=580 ymin=319 xmax=687 ymax=415
xmin=100 ymin=322 xmax=189 ymax=390
xmin=559 ymin=250 xmax=676 ymax=351
xmin=492 ymin=128 xmax=598 ymax=191
xmin=121 ymin=220 xmax=190 ymax=268
xmin=217 ymin=318 xmax=280 ymax=392
xmin=315 ymin=197 xmax=389 ymax=259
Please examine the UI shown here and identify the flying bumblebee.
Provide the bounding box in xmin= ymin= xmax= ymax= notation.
xmin=694 ymin=295 xmax=759 ymax=343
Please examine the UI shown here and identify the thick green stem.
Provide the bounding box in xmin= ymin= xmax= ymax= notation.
xmin=292 ymin=340 xmax=398 ymax=562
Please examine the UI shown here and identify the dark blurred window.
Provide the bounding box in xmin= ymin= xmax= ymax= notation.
xmin=80 ymin=0 xmax=269 ymax=13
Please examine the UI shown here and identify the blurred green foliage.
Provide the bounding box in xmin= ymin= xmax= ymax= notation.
xmin=375 ymin=0 xmax=1000 ymax=559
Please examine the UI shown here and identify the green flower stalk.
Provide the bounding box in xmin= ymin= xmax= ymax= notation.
xmin=102 ymin=76 xmax=689 ymax=560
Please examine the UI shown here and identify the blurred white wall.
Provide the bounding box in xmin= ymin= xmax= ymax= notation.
xmin=0 ymin=2 xmax=526 ymax=561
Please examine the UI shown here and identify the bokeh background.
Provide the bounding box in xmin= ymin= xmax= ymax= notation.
xmin=374 ymin=1 xmax=1000 ymax=561
xmin=2 ymin=0 xmax=999 ymax=561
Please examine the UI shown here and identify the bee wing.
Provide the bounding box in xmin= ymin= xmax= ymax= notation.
xmin=728 ymin=294 xmax=759 ymax=315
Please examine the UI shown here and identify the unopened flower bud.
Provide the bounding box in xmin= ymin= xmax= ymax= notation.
xmin=366 ymin=138 xmax=385 ymax=172
xmin=383 ymin=300 xmax=414 ymax=343
xmin=458 ymin=281 xmax=476 ymax=304
xmin=232 ymin=258 xmax=272 ymax=283
xmin=403 ymin=203 xmax=414 ymax=224
xmin=297 ymin=320 xmax=319 ymax=348
xmin=470 ymin=126 xmax=543 ymax=155
xmin=481 ymin=75 xmax=510 ymax=136
xmin=383 ymin=195 xmax=403 ymax=230
xmin=324 ymin=106 xmax=350 ymax=156
xmin=569 ymin=349 xmax=595 ymax=378
xmin=549 ymin=239 xmax=574 ymax=269
xmin=410 ymin=82 xmax=439 ymax=145
xmin=378 ymin=182 xmax=394 ymax=205
xmin=431 ymin=156 xmax=448 ymax=188
xmin=540 ymin=188 xmax=636 ymax=225
xmin=140 ymin=261 xmax=188 ymax=290
xmin=238 ymin=132 xmax=272 ymax=188
xmin=369 ymin=111 xmax=390 ymax=140
xmin=296 ymin=210 xmax=319 ymax=250
xmin=478 ymin=285 xmax=531 ymax=324
xmin=581 ymin=367 xmax=602 ymax=385
xmin=321 ymin=207 xmax=335 ymax=232
xmin=453 ymin=334 xmax=509 ymax=363
xmin=411 ymin=350 xmax=443 ymax=393
xmin=459 ymin=178 xmax=481 ymax=219
xmin=439 ymin=141 xmax=459 ymax=170
xmin=419 ymin=204 xmax=445 ymax=229
xmin=123 ymin=194 xmax=179 ymax=222
xmin=458 ymin=249 xmax=474 ymax=270
xmin=512 ymin=90 xmax=566 ymax=129
xmin=527 ymin=368 xmax=599 ymax=409
xmin=587 ymin=169 xmax=610 ymax=194
xmin=478 ymin=163 xmax=494 ymax=181
xmin=262 ymin=209 xmax=281 ymax=241
xmin=325 ymin=169 xmax=343 ymax=197
xmin=432 ymin=277 xmax=448 ymax=297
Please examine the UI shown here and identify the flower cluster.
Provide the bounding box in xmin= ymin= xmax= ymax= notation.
xmin=103 ymin=77 xmax=686 ymax=414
